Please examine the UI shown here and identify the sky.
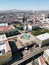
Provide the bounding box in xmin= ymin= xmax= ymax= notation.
xmin=0 ymin=0 xmax=49 ymax=11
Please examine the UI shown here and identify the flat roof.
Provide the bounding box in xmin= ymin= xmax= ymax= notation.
xmin=16 ymin=33 xmax=36 ymax=49
xmin=16 ymin=33 xmax=35 ymax=44
xmin=36 ymin=33 xmax=49 ymax=41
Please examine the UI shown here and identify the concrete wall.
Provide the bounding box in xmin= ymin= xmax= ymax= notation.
xmin=35 ymin=37 xmax=42 ymax=47
xmin=36 ymin=37 xmax=49 ymax=47
xmin=42 ymin=39 xmax=49 ymax=46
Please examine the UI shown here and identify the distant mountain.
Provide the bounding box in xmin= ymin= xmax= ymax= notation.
xmin=0 ymin=9 xmax=49 ymax=14
xmin=0 ymin=9 xmax=33 ymax=13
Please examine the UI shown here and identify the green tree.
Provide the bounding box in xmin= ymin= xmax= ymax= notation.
xmin=23 ymin=15 xmax=27 ymax=22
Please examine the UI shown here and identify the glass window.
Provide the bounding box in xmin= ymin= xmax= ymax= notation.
xmin=0 ymin=51 xmax=1 ymax=53
xmin=1 ymin=49 xmax=5 ymax=54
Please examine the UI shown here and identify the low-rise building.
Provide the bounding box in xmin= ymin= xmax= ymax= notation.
xmin=36 ymin=33 xmax=49 ymax=47
xmin=0 ymin=22 xmax=8 ymax=27
xmin=0 ymin=25 xmax=20 ymax=37
xmin=27 ymin=24 xmax=32 ymax=31
xmin=0 ymin=34 xmax=12 ymax=64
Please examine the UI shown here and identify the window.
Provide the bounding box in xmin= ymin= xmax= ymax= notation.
xmin=1 ymin=49 xmax=5 ymax=54
xmin=0 ymin=51 xmax=1 ymax=53
xmin=0 ymin=43 xmax=4 ymax=45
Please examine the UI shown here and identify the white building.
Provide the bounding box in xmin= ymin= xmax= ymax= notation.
xmin=0 ymin=34 xmax=7 ymax=56
xmin=23 ymin=25 xmax=27 ymax=30
xmin=36 ymin=33 xmax=49 ymax=47
xmin=23 ymin=24 xmax=32 ymax=31
xmin=0 ymin=23 xmax=8 ymax=27
xmin=27 ymin=24 xmax=32 ymax=31
xmin=41 ymin=14 xmax=45 ymax=20
xmin=0 ymin=34 xmax=7 ymax=42
xmin=0 ymin=34 xmax=12 ymax=64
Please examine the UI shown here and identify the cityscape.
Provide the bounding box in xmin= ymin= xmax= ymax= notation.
xmin=0 ymin=0 xmax=49 ymax=65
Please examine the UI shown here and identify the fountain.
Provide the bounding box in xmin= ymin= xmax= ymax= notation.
xmin=21 ymin=34 xmax=30 ymax=40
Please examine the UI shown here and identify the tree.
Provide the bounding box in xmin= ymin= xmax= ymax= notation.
xmin=23 ymin=15 xmax=27 ymax=22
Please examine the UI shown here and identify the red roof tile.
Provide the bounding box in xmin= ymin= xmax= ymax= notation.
xmin=0 ymin=25 xmax=15 ymax=32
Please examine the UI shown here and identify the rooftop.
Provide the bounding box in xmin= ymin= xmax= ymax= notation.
xmin=12 ymin=46 xmax=49 ymax=65
xmin=0 ymin=25 xmax=15 ymax=32
xmin=16 ymin=33 xmax=33 ymax=44
xmin=16 ymin=33 xmax=36 ymax=49
xmin=36 ymin=33 xmax=49 ymax=41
